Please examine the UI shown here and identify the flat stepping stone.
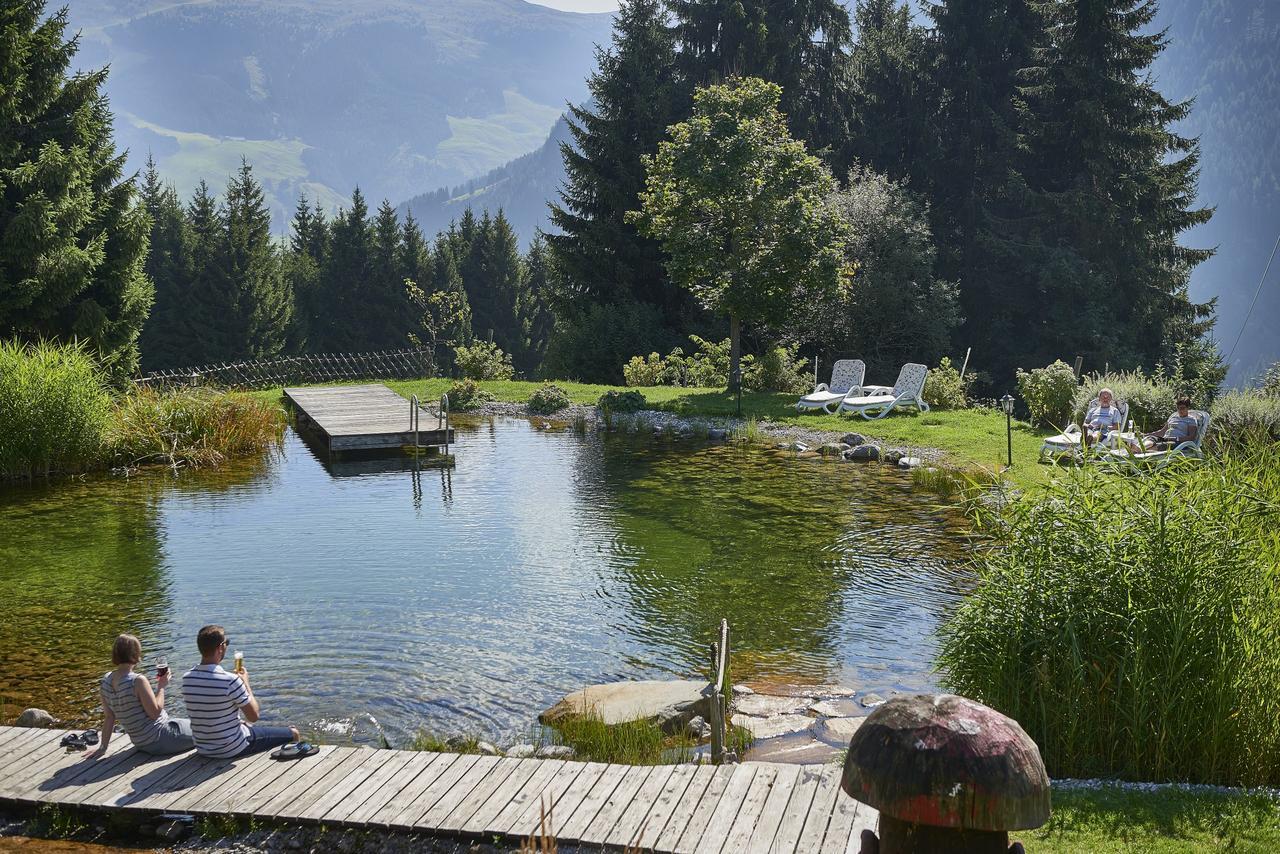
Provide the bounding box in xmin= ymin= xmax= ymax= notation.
xmin=808 ymin=698 xmax=863 ymax=718
xmin=815 ymin=716 xmax=867 ymax=746
xmin=734 ymin=694 xmax=812 ymax=717
xmin=730 ymin=713 xmax=814 ymax=740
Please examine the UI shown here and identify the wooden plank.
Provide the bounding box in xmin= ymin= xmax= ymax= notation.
xmin=251 ymin=747 xmax=356 ymax=818
xmin=842 ymin=800 xmax=879 ymax=854
xmin=793 ymin=765 xmax=844 ymax=853
xmin=413 ymin=754 xmax=502 ymax=829
xmin=672 ymin=764 xmax=738 ymax=854
xmin=390 ymin=754 xmax=482 ymax=830
xmin=652 ymin=764 xmax=717 ymax=853
xmin=0 ymin=726 xmax=38 ymax=751
xmin=768 ymin=764 xmax=825 ymax=854
xmin=178 ymin=751 xmax=284 ymax=814
xmin=744 ymin=764 xmax=801 ymax=853
xmin=59 ymin=750 xmax=166 ymax=807
xmin=554 ymin=762 xmax=628 ymax=840
xmin=685 ymin=763 xmax=758 ymax=854
xmin=722 ymin=765 xmax=785 ymax=854
xmin=630 ymin=764 xmax=700 ymax=851
xmin=458 ymin=755 xmax=543 ymax=834
xmin=143 ymin=753 xmax=248 ymax=813
xmin=2 ymin=738 xmax=130 ymax=802
xmin=490 ymin=759 xmax=583 ymax=836
xmin=264 ymin=749 xmax=374 ymax=820
xmin=507 ymin=761 xmax=607 ymax=839
xmin=224 ymin=754 xmax=323 ymax=817
xmin=294 ymin=750 xmax=387 ymax=822
xmin=437 ymin=756 xmax=525 ymax=832
xmin=365 ymin=753 xmax=458 ymax=827
xmin=323 ymin=750 xmax=418 ymax=825
xmin=0 ymin=729 xmax=63 ymax=771
xmin=35 ymin=745 xmax=147 ymax=804
xmin=0 ymin=731 xmax=85 ymax=795
xmin=604 ymin=764 xmax=676 ymax=849
xmin=820 ymin=783 xmax=866 ymax=854
xmin=96 ymin=750 xmax=206 ymax=809
xmin=580 ymin=765 xmax=653 ymax=845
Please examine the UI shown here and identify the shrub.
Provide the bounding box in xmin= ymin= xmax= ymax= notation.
xmin=110 ymin=387 xmax=284 ymax=469
xmin=744 ymin=344 xmax=809 ymax=393
xmin=597 ymin=390 xmax=647 ymax=414
xmin=445 ymin=379 xmax=493 ymax=411
xmin=1260 ymin=362 xmax=1280 ymax=395
xmin=938 ymin=448 xmax=1280 ymax=785
xmin=542 ymin=301 xmax=676 ymax=384
xmin=1211 ymin=390 xmax=1280 ymax=445
xmin=623 ymin=353 xmax=665 ymax=387
xmin=1073 ymin=369 xmax=1179 ymax=432
xmin=454 ymin=341 xmax=514 ymax=381
xmin=0 ymin=339 xmax=111 ymax=480
xmin=922 ymin=356 xmax=974 ymax=410
xmin=527 ymin=383 xmax=571 ymax=415
xmin=1015 ymin=360 xmax=1079 ymax=428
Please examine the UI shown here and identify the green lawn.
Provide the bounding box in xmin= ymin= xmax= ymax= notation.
xmin=1030 ymin=786 xmax=1280 ymax=853
xmin=367 ymin=378 xmax=1059 ymax=490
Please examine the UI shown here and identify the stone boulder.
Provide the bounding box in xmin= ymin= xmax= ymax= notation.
xmin=840 ymin=433 xmax=866 ymax=447
xmin=897 ymin=456 xmax=924 ymax=469
xmin=535 ymin=745 xmax=575 ymax=760
xmin=15 ymin=708 xmax=54 ymax=728
xmin=883 ymin=449 xmax=904 ymax=464
xmin=787 ymin=441 xmax=809 ymax=453
xmin=815 ymin=716 xmax=866 ymax=745
xmin=845 ymin=445 xmax=881 ymax=462
xmin=730 ymin=713 xmax=814 ymax=740
xmin=540 ymin=680 xmax=712 ymax=734
xmin=734 ymin=693 xmax=811 ymax=718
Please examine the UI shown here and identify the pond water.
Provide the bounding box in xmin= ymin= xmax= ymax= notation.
xmin=0 ymin=418 xmax=973 ymax=746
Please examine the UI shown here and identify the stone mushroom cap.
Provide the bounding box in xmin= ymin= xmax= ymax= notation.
xmin=841 ymin=693 xmax=1050 ymax=832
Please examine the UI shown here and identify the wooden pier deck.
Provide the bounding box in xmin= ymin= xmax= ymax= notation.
xmin=0 ymin=726 xmax=877 ymax=852
xmin=283 ymin=384 xmax=453 ymax=452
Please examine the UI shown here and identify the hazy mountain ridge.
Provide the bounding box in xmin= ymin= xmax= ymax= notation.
xmin=65 ymin=0 xmax=612 ymax=227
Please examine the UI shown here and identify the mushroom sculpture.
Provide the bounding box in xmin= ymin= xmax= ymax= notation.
xmin=841 ymin=693 xmax=1050 ymax=854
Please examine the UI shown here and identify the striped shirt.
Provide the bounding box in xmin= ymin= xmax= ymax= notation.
xmin=181 ymin=664 xmax=251 ymax=758
xmin=100 ymin=671 xmax=167 ymax=748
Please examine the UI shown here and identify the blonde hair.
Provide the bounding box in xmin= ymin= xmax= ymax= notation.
xmin=111 ymin=634 xmax=142 ymax=666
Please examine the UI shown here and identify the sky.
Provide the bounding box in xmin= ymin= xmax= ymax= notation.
xmin=528 ymin=0 xmax=619 ymax=12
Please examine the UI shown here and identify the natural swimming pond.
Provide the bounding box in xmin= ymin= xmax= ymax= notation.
xmin=0 ymin=417 xmax=973 ymax=746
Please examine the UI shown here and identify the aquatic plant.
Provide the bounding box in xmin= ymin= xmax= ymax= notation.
xmin=910 ymin=462 xmax=999 ymax=501
xmin=109 ymin=387 xmax=284 ymax=470
xmin=0 ymin=339 xmax=111 ymax=480
xmin=938 ymin=446 xmax=1280 ymax=785
xmin=729 ymin=417 xmax=762 ymax=444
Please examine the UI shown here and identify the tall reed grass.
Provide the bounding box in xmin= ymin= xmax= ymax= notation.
xmin=0 ymin=340 xmax=111 ymax=480
xmin=108 ymin=387 xmax=284 ymax=469
xmin=938 ymin=447 xmax=1280 ymax=785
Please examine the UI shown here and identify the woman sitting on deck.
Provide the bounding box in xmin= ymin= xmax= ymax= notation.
xmin=90 ymin=634 xmax=194 ymax=758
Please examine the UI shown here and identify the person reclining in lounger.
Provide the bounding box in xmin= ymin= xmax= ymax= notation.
xmin=181 ymin=624 xmax=300 ymax=758
xmin=1137 ymin=397 xmax=1198 ymax=451
xmin=1082 ymin=388 xmax=1124 ymax=448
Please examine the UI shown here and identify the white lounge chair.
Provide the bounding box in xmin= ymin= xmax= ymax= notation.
xmin=1039 ymin=398 xmax=1129 ymax=462
xmin=837 ymin=363 xmax=930 ymax=420
xmin=1104 ymin=409 xmax=1211 ymax=471
xmin=796 ymin=359 xmax=866 ymax=414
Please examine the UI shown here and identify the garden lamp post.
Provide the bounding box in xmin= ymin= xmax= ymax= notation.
xmin=732 ymin=367 xmax=743 ymax=418
xmin=1001 ymin=394 xmax=1015 ymax=469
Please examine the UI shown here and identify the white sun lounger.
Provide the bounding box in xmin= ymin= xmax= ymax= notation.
xmin=796 ymin=359 xmax=867 ymax=414
xmin=837 ymin=363 xmax=930 ymax=420
xmin=1104 ymin=410 xmax=1210 ymax=471
xmin=1039 ymin=398 xmax=1129 ymax=461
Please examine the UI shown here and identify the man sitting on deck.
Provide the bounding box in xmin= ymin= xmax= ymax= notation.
xmin=181 ymin=624 xmax=300 ymax=758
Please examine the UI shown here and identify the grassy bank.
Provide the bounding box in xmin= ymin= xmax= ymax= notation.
xmin=269 ymin=378 xmax=1053 ymax=490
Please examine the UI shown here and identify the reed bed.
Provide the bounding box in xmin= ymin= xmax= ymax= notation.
xmin=938 ymin=446 xmax=1280 ymax=785
xmin=108 ymin=386 xmax=284 ymax=470
xmin=0 ymin=340 xmax=111 ymax=480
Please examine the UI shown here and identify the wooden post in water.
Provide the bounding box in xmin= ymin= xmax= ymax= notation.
xmin=707 ymin=618 xmax=730 ymax=765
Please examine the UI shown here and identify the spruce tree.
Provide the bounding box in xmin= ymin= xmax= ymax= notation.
xmin=285 ymin=195 xmax=328 ymax=353
xmin=367 ymin=199 xmax=412 ymax=349
xmin=926 ymin=0 xmax=1042 ymax=384
xmin=398 ymin=212 xmax=431 ymax=305
xmin=669 ymin=0 xmax=853 ymax=155
xmin=520 ymin=234 xmax=555 ymax=374
xmin=221 ymin=160 xmax=291 ymax=359
xmin=0 ymin=0 xmax=152 ymax=379
xmin=1019 ymin=0 xmax=1214 ymax=373
xmin=425 ymin=229 xmax=473 ymax=371
xmin=465 ymin=209 xmax=527 ymax=361
xmin=138 ymin=156 xmax=194 ymax=371
xmin=316 ymin=188 xmax=372 ymax=351
xmin=184 ymin=181 xmax=238 ymax=363
xmin=546 ymin=0 xmax=687 ymax=329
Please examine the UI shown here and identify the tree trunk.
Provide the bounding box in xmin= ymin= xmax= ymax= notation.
xmin=729 ymin=314 xmax=741 ymax=391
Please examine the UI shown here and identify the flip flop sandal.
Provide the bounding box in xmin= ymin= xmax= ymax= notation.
xmin=60 ymin=733 xmax=86 ymax=750
xmin=80 ymin=730 xmax=99 ymax=746
xmin=271 ymin=742 xmax=318 ymax=760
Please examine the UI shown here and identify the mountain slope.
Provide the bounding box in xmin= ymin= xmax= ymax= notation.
xmin=66 ymin=0 xmax=612 ymax=227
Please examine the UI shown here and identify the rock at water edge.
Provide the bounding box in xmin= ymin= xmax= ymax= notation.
xmin=540 ymin=680 xmax=712 ymax=734
xmin=846 ymin=445 xmax=881 ymax=461
xmin=860 ymin=692 xmax=887 ymax=708
xmin=506 ymin=743 xmax=537 ymax=759
xmin=819 ymin=442 xmax=851 ymax=457
xmin=808 ymin=698 xmax=863 ymax=718
xmin=733 ymin=693 xmax=812 ymax=718
xmin=730 ymin=713 xmax=814 ymax=740
xmin=841 ymin=433 xmax=866 ymax=447
xmin=814 ymin=716 xmax=867 ymax=745
xmin=16 ymin=708 xmax=54 ymax=728
xmin=536 ymin=745 xmax=575 ymax=760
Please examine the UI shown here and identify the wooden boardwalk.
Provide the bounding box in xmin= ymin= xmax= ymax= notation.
xmin=284 ymin=384 xmax=453 ymax=452
xmin=0 ymin=726 xmax=877 ymax=852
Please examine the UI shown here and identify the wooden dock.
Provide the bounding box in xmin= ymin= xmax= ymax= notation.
xmin=283 ymin=384 xmax=453 ymax=452
xmin=0 ymin=726 xmax=877 ymax=852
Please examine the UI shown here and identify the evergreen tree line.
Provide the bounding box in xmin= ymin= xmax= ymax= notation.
xmin=549 ymin=0 xmax=1219 ymax=388
xmin=139 ymin=158 xmax=552 ymax=374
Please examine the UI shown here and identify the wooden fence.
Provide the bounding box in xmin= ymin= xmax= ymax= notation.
xmin=135 ymin=349 xmax=433 ymax=391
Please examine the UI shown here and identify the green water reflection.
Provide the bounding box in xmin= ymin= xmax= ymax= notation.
xmin=0 ymin=420 xmax=971 ymax=743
